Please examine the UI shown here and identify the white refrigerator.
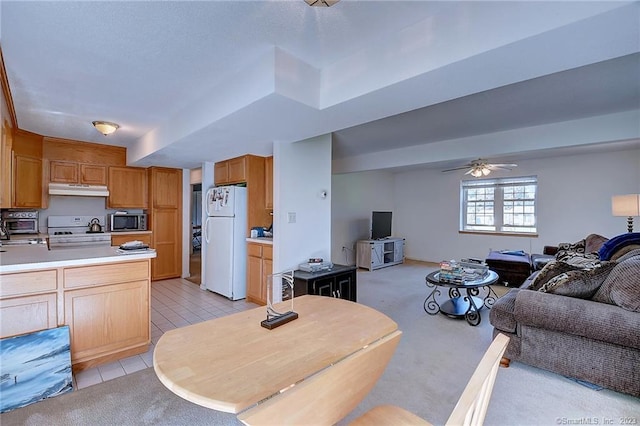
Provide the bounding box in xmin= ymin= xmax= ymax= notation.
xmin=204 ymin=186 xmax=248 ymax=300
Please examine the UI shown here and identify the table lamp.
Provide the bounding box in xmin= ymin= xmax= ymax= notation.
xmin=612 ymin=194 xmax=640 ymax=233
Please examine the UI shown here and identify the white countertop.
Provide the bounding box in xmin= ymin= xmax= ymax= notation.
xmin=0 ymin=244 xmax=157 ymax=273
xmin=245 ymin=237 xmax=273 ymax=245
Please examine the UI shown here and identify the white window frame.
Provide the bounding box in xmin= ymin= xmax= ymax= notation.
xmin=460 ymin=176 xmax=538 ymax=235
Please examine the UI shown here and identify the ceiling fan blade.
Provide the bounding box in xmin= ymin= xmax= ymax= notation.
xmin=441 ymin=166 xmax=473 ymax=172
xmin=464 ymin=169 xmax=474 ymax=175
xmin=488 ymin=163 xmax=518 ymax=168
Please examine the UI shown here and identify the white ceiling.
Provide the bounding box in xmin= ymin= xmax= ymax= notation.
xmin=2 ymin=1 xmax=639 ymax=172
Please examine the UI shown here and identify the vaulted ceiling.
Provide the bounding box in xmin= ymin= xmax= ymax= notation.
xmin=2 ymin=1 xmax=639 ymax=172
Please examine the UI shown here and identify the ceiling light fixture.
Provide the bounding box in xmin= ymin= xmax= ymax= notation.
xmin=304 ymin=0 xmax=340 ymax=7
xmin=470 ymin=165 xmax=491 ymax=178
xmin=92 ymin=121 xmax=120 ymax=136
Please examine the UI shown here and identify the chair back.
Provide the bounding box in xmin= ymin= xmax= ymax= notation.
xmin=445 ymin=333 xmax=510 ymax=426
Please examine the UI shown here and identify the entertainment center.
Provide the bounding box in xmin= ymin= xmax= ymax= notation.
xmin=356 ymin=238 xmax=405 ymax=271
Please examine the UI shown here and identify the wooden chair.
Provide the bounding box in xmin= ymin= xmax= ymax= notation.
xmin=237 ymin=330 xmax=402 ymax=426
xmin=350 ymin=333 xmax=510 ymax=426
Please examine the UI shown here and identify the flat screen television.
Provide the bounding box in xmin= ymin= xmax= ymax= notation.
xmin=371 ymin=211 xmax=392 ymax=240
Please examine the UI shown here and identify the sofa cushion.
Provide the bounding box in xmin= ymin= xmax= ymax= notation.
xmin=538 ymin=262 xmax=617 ymax=299
xmin=556 ymin=239 xmax=586 ymax=259
xmin=614 ymin=249 xmax=640 ymax=263
xmin=593 ymin=257 xmax=640 ymax=312
xmin=527 ymin=261 xmax=582 ymax=291
xmin=513 ymin=290 xmax=640 ymax=350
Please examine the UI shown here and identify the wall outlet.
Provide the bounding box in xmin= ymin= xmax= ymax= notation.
xmin=287 ymin=212 xmax=296 ymax=223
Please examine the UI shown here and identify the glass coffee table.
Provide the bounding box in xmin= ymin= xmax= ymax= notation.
xmin=423 ymin=270 xmax=499 ymax=326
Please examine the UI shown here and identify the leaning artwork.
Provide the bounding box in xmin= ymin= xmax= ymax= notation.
xmin=0 ymin=326 xmax=73 ymax=413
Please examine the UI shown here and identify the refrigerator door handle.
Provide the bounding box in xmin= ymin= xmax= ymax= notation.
xmin=204 ymin=217 xmax=211 ymax=244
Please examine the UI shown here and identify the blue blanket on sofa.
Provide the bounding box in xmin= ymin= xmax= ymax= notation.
xmin=598 ymin=232 xmax=640 ymax=260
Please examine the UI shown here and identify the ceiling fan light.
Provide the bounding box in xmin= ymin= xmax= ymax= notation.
xmin=470 ymin=168 xmax=483 ymax=178
xmin=92 ymin=121 xmax=119 ymax=136
xmin=481 ymin=167 xmax=491 ymax=176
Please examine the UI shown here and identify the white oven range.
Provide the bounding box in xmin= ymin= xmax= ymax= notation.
xmin=47 ymin=215 xmax=112 ymax=249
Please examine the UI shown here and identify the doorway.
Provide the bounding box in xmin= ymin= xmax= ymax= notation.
xmin=187 ymin=183 xmax=202 ymax=284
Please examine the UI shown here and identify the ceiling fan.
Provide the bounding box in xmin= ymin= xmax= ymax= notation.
xmin=442 ymin=159 xmax=517 ymax=177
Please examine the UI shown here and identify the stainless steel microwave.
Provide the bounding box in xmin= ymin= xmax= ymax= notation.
xmin=107 ymin=214 xmax=147 ymax=231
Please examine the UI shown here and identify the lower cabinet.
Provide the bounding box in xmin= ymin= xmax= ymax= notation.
xmin=293 ymin=265 xmax=357 ymax=302
xmin=247 ymin=242 xmax=272 ymax=305
xmin=0 ymin=259 xmax=152 ymax=373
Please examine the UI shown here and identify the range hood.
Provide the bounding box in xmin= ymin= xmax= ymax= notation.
xmin=48 ymin=183 xmax=110 ymax=197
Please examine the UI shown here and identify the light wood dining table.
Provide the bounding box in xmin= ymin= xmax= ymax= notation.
xmin=153 ymin=295 xmax=401 ymax=423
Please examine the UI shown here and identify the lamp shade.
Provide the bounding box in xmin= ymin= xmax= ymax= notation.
xmin=612 ymin=194 xmax=640 ymax=217
xmin=92 ymin=121 xmax=119 ymax=136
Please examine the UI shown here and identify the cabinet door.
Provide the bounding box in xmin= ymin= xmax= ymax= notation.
xmin=312 ymin=277 xmax=335 ymax=298
xmin=108 ymin=166 xmax=148 ymax=208
xmin=247 ymin=254 xmax=264 ymax=305
xmin=227 ymin=156 xmax=246 ymax=183
xmin=50 ymin=160 xmax=78 ymax=183
xmin=370 ymin=244 xmax=384 ymax=268
xmin=265 ymin=156 xmax=273 ymax=210
xmin=393 ymin=240 xmax=404 ymax=262
xmin=335 ymin=273 xmax=356 ymax=302
xmin=0 ymin=121 xmax=13 ymax=208
xmin=64 ymin=280 xmax=150 ymax=365
xmin=80 ymin=164 xmax=107 ymax=185
xmin=214 ymin=161 xmax=228 ymax=185
xmin=151 ymin=209 xmax=181 ymax=280
xmin=13 ymin=154 xmax=43 ymax=208
xmin=151 ymin=168 xmax=180 ymax=208
xmin=262 ymin=258 xmax=272 ymax=302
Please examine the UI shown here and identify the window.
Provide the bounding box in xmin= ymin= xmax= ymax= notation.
xmin=461 ymin=176 xmax=537 ymax=234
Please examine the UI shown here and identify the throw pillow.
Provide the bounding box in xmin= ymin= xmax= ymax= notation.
xmin=538 ymin=262 xmax=617 ymax=299
xmin=555 ymin=239 xmax=586 ymax=261
xmin=556 ymin=252 xmax=601 ymax=267
xmin=527 ymin=260 xmax=582 ymax=291
xmin=584 ymin=234 xmax=609 ymax=254
xmin=594 ymin=258 xmax=640 ymax=312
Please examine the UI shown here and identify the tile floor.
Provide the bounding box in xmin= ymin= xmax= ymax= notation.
xmin=73 ymin=278 xmax=258 ymax=390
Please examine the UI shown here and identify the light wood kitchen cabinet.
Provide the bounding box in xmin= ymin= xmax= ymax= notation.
xmin=215 ymin=155 xmax=248 ymax=185
xmin=64 ymin=279 xmax=149 ymax=371
xmin=111 ymin=232 xmax=152 ymax=247
xmin=1 ymin=256 xmax=153 ymax=373
xmin=148 ymin=167 xmax=182 ymax=280
xmin=50 ymin=160 xmax=107 ymax=185
xmin=107 ymin=166 xmax=148 ymax=209
xmin=12 ymin=153 xmax=44 ymax=208
xmin=265 ymin=155 xmax=273 ymax=210
xmin=246 ymin=242 xmax=272 ymax=305
xmin=0 ymin=269 xmax=58 ymax=338
xmin=0 ymin=121 xmax=13 ymax=208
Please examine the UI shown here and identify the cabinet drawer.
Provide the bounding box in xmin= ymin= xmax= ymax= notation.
xmin=248 ymin=243 xmax=263 ymax=257
xmin=0 ymin=269 xmax=57 ymax=298
xmin=64 ymin=260 xmax=149 ymax=288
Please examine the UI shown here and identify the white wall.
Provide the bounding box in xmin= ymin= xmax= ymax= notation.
xmin=332 ymin=147 xmax=640 ymax=263
xmin=274 ymin=134 xmax=332 ymax=275
xmin=331 ymin=170 xmax=395 ymax=265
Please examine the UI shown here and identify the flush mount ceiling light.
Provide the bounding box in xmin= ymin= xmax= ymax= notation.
xmin=92 ymin=121 xmax=120 ymax=136
xmin=304 ymin=0 xmax=340 ymax=7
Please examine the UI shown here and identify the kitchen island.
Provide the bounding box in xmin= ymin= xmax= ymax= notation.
xmin=0 ymin=244 xmax=156 ymax=372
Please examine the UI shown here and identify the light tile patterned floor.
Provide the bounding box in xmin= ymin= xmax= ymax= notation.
xmin=73 ymin=278 xmax=258 ymax=390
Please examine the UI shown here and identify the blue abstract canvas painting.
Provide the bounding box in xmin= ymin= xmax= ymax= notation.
xmin=0 ymin=326 xmax=73 ymax=413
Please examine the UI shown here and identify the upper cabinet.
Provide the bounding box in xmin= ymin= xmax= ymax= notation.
xmin=13 ymin=154 xmax=43 ymax=208
xmin=50 ymin=161 xmax=107 ymax=185
xmin=215 ymin=156 xmax=248 ymax=186
xmin=107 ymin=166 xmax=148 ymax=209
xmin=11 ymin=130 xmax=45 ymax=209
xmin=265 ymin=156 xmax=273 ymax=210
xmin=151 ymin=167 xmax=180 ymax=209
xmin=0 ymin=122 xmax=13 ymax=208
